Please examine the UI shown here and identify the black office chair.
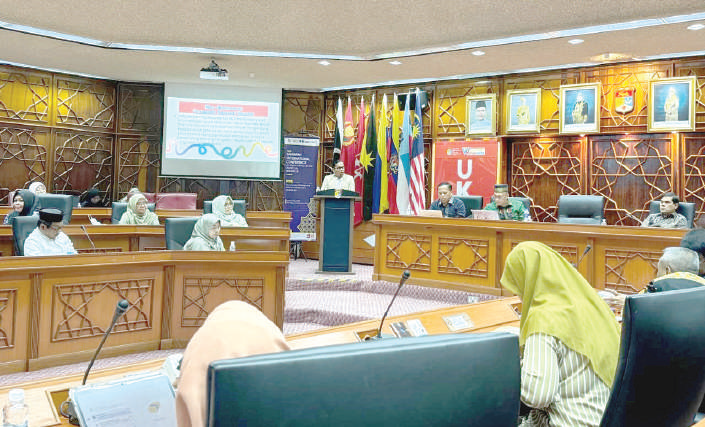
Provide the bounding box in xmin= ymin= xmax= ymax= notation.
xmin=207 ymin=332 xmax=520 ymax=427
xmin=600 ymin=287 xmax=705 ymax=427
xmin=12 ymin=215 xmax=39 ymax=256
xmin=33 ymin=194 xmax=73 ymax=224
xmin=648 ymin=200 xmax=695 ymax=228
xmin=454 ymin=195 xmax=483 ymax=218
xmin=111 ymin=201 xmax=156 ymax=224
xmin=164 ymin=217 xmax=199 ymax=250
xmin=557 ymin=195 xmax=605 ymax=225
xmin=203 ymin=199 xmax=247 ymax=218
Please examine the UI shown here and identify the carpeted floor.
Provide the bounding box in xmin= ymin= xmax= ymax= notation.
xmin=0 ymin=259 xmax=494 ymax=387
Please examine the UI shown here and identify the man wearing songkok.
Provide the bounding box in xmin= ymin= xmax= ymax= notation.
xmin=24 ymin=208 xmax=77 ymax=256
xmin=484 ymin=184 xmax=526 ymax=221
xmin=641 ymin=192 xmax=688 ymax=229
xmin=320 ymin=160 xmax=355 ymax=191
xmin=429 ymin=182 xmax=466 ymax=218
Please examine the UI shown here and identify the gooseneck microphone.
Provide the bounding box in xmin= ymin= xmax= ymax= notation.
xmin=573 ymin=244 xmax=592 ymax=268
xmin=375 ymin=270 xmax=411 ymax=339
xmin=80 ymin=225 xmax=96 ymax=250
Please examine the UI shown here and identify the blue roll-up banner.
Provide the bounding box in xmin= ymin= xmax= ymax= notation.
xmin=284 ymin=137 xmax=319 ymax=241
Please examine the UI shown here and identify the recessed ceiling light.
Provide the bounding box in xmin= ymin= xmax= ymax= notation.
xmin=389 ymin=60 xmax=402 ymax=65
xmin=568 ymin=38 xmax=584 ymax=45
xmin=471 ymin=50 xmax=485 ymax=56
xmin=248 ymin=72 xmax=255 ymax=78
xmin=318 ymin=60 xmax=330 ymax=66
xmin=687 ymin=23 xmax=705 ymax=31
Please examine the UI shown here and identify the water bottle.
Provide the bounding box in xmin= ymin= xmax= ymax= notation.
xmin=523 ymin=209 xmax=531 ymax=222
xmin=601 ymin=218 xmax=607 ymax=226
xmin=229 ymin=241 xmax=236 ymax=251
xmin=3 ymin=389 xmax=28 ymax=427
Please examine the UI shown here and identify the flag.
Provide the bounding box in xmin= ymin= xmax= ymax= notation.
xmin=373 ymin=94 xmax=389 ymax=214
xmin=387 ymin=94 xmax=400 ymax=214
xmin=362 ymin=95 xmax=377 ymax=221
xmin=353 ymin=97 xmax=366 ymax=225
xmin=409 ymin=89 xmax=426 ymax=215
xmin=396 ymin=93 xmax=411 ymax=215
xmin=340 ymin=97 xmax=355 ymax=174
xmin=333 ymin=97 xmax=343 ymax=163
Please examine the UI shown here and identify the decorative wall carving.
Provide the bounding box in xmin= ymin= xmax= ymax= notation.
xmin=0 ymin=67 xmax=50 ymax=124
xmin=117 ymin=83 xmax=163 ymax=134
xmin=53 ymin=131 xmax=113 ymax=195
xmin=0 ymin=127 xmax=48 ymax=204
xmin=604 ymin=249 xmax=660 ymax=294
xmin=438 ymin=237 xmax=489 ymax=277
xmin=386 ymin=233 xmax=431 ymax=271
xmin=682 ymin=133 xmax=705 ymax=228
xmin=55 ymin=78 xmax=115 ymax=129
xmin=0 ymin=289 xmax=16 ymax=349
xmin=52 ymin=279 xmax=153 ymax=341
xmin=182 ymin=277 xmax=265 ymax=327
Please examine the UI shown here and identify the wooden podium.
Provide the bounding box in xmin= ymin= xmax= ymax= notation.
xmin=314 ymin=189 xmax=360 ymax=273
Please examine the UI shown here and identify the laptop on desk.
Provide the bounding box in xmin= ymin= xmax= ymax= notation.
xmin=471 ymin=209 xmax=499 ymax=220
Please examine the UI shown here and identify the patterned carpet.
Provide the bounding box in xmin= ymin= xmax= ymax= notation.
xmin=0 ymin=259 xmax=495 ymax=387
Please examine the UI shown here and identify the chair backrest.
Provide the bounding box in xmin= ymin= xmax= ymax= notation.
xmin=557 ymin=195 xmax=604 ymax=225
xmin=111 ymin=201 xmax=156 ymax=224
xmin=455 ymin=195 xmax=483 ymax=217
xmin=33 ymin=194 xmax=73 ymax=224
xmin=203 ymin=200 xmax=213 ymax=214
xmin=648 ymin=200 xmax=695 ymax=228
xmin=600 ymin=287 xmax=705 ymax=427
xmin=203 ymin=199 xmax=247 ymax=218
xmin=12 ymin=215 xmax=38 ymax=256
xmin=164 ymin=217 xmax=199 ymax=250
xmin=206 ymin=332 xmax=520 ymax=427
xmin=155 ymin=193 xmax=197 ymax=210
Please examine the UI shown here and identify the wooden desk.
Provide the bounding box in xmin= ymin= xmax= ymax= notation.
xmin=0 ymin=251 xmax=288 ymax=375
xmin=372 ymin=214 xmax=688 ymax=295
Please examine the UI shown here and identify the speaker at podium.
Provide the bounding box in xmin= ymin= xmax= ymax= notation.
xmin=314 ymin=189 xmax=360 ymax=273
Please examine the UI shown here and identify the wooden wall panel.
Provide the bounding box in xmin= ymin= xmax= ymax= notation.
xmin=53 ymin=131 xmax=113 ymax=196
xmin=54 ymin=77 xmax=115 ymax=130
xmin=117 ymin=83 xmax=163 ymax=134
xmin=0 ymin=67 xmax=50 ymax=125
xmin=682 ymin=133 xmax=705 ymax=228
xmin=434 ymin=81 xmax=498 ymax=139
xmin=674 ymin=58 xmax=705 ymax=132
xmin=0 ymin=127 xmax=49 ymax=203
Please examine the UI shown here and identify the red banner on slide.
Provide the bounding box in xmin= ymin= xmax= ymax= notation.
xmin=178 ymin=101 xmax=269 ymax=117
xmin=433 ymin=139 xmax=498 ymax=205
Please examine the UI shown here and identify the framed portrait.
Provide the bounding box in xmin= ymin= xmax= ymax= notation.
xmin=559 ymin=83 xmax=600 ymax=134
xmin=648 ymin=76 xmax=696 ymax=132
xmin=506 ymin=89 xmax=541 ymax=133
xmin=466 ymin=94 xmax=497 ymax=136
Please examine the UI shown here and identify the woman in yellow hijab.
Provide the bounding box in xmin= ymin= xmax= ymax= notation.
xmin=500 ymin=241 xmax=620 ymax=427
xmin=118 ymin=193 xmax=159 ymax=225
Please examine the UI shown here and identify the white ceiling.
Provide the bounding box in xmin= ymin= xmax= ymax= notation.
xmin=0 ymin=1 xmax=704 ymax=91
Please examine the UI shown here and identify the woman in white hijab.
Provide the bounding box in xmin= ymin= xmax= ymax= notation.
xmin=118 ymin=193 xmax=159 ymax=225
xmin=175 ymin=301 xmax=290 ymax=427
xmin=211 ymin=195 xmax=248 ymax=227
xmin=183 ymin=214 xmax=225 ymax=251
xmin=28 ymin=181 xmax=46 ymax=195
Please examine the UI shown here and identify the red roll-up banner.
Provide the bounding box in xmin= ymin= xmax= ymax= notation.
xmin=432 ymin=139 xmax=498 ymax=205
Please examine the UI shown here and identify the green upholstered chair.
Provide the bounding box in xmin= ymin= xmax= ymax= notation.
xmin=12 ymin=215 xmax=38 ymax=256
xmin=34 ymin=194 xmax=74 ymax=224
xmin=454 ymin=195 xmax=484 ymax=217
xmin=164 ymin=217 xmax=199 ymax=250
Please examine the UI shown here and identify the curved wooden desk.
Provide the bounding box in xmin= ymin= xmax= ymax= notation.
xmin=0 ymin=251 xmax=287 ymax=374
xmin=372 ymin=214 xmax=688 ymax=295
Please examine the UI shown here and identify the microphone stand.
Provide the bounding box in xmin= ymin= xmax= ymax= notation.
xmin=372 ymin=270 xmax=410 ymax=340
xmin=572 ymin=244 xmax=592 ymax=269
xmin=80 ymin=225 xmax=96 ymax=250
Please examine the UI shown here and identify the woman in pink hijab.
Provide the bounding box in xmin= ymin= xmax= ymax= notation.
xmin=175 ymin=301 xmax=290 ymax=427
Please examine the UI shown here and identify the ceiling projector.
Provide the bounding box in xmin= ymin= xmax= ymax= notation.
xmin=200 ymin=60 xmax=228 ymax=80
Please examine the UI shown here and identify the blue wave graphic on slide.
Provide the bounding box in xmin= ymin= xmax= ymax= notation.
xmin=175 ymin=142 xmax=275 ymax=159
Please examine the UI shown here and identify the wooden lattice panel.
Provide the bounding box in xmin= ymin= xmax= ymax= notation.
xmin=250 ymin=180 xmax=284 ymax=211
xmin=604 ymin=249 xmax=660 ymax=294
xmin=53 ymin=131 xmax=113 ymax=195
xmin=0 ymin=66 xmax=50 ymax=124
xmin=591 ymin=134 xmax=674 ymax=226
xmin=509 ymin=241 xmax=578 ymax=264
xmin=435 ymin=81 xmax=499 ymax=138
xmin=117 ymin=83 xmax=163 ymax=134
xmin=52 ymin=278 xmax=153 ymax=341
xmin=182 ymin=277 xmax=264 ymax=327
xmin=509 ymin=136 xmax=582 ymax=222
xmin=0 ymin=289 xmax=16 ymax=349
xmin=385 ymin=232 xmax=432 ymax=272
xmin=586 ymin=62 xmax=671 ymax=134
xmin=438 ymin=237 xmax=489 ymax=277
xmin=674 ymin=58 xmax=705 ymax=132
xmin=283 ymin=92 xmax=322 ymax=136
xmin=0 ymin=126 xmax=48 ymax=203
xmin=682 ymin=133 xmax=705 ymax=227
xmin=55 ymin=78 xmax=115 ymax=129
xmin=117 ymin=136 xmax=160 ymax=197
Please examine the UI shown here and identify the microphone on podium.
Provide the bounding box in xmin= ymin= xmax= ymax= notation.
xmin=572 ymin=244 xmax=592 ymax=268
xmin=80 ymin=225 xmax=96 ymax=250
xmin=368 ymin=270 xmax=410 ymax=340
xmin=61 ymin=300 xmax=129 ymax=425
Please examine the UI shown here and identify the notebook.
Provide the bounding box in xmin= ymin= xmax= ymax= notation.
xmin=471 ymin=209 xmax=499 ymax=220
xmin=418 ymin=209 xmax=443 ymax=218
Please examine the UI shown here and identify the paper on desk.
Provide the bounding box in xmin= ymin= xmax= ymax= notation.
xmin=363 ymin=234 xmax=375 ymax=247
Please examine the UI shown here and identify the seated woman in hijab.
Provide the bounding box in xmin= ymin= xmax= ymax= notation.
xmin=118 ymin=193 xmax=159 ymax=225
xmin=28 ymin=181 xmax=46 ymax=195
xmin=183 ymin=214 xmax=225 ymax=251
xmin=176 ymin=300 xmax=289 ymax=427
xmin=80 ymin=188 xmax=104 ymax=207
xmin=500 ymin=241 xmax=620 ymax=427
xmin=3 ymin=190 xmax=34 ymax=225
xmin=119 ymin=187 xmax=141 ymax=202
xmin=211 ymin=195 xmax=248 ymax=227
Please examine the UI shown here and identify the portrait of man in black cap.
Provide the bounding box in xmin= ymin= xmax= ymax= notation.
xmin=23 ymin=208 xmax=77 ymax=256
xmin=483 ymin=184 xmax=528 ymax=221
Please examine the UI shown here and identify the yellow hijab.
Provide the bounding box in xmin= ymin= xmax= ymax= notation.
xmin=500 ymin=241 xmax=620 ymax=387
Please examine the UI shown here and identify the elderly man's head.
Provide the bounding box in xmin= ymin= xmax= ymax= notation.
xmin=680 ymin=229 xmax=705 ymax=275
xmin=657 ymin=246 xmax=700 ymax=277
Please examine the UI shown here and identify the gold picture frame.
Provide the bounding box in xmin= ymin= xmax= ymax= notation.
xmin=647 ymin=76 xmax=696 ymax=132
xmin=466 ymin=94 xmax=497 ymax=136
xmin=505 ymin=88 xmax=541 ymax=133
xmin=559 ymin=83 xmax=600 ymax=134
